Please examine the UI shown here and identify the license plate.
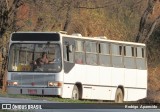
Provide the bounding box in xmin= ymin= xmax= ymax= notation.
xmin=28 ymin=89 xmax=37 ymax=94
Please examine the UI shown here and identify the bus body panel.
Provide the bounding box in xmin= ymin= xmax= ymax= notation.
xmin=61 ymin=84 xmax=74 ymax=98
xmin=136 ymin=70 xmax=147 ymax=88
xmin=62 ymin=64 xmax=86 ymax=98
xmin=124 ymin=69 xmax=137 ymax=87
xmin=111 ymin=68 xmax=125 ymax=87
xmin=63 ymin=64 xmax=113 ymax=100
xmin=125 ymin=88 xmax=147 ymax=101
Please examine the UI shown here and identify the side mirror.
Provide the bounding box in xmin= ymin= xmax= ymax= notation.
xmin=2 ymin=47 xmax=7 ymax=57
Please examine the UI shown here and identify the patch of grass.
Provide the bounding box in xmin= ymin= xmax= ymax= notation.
xmin=0 ymin=89 xmax=96 ymax=103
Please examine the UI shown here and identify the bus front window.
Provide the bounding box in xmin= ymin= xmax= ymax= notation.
xmin=8 ymin=43 xmax=61 ymax=72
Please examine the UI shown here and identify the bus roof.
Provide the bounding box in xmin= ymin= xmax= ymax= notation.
xmin=61 ymin=33 xmax=145 ymax=46
xmin=11 ymin=32 xmax=145 ymax=46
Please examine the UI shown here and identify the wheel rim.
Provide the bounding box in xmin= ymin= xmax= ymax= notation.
xmin=117 ymin=93 xmax=122 ymax=103
xmin=117 ymin=93 xmax=121 ymax=102
xmin=72 ymin=90 xmax=78 ymax=100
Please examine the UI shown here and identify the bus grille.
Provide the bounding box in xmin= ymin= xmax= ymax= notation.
xmin=11 ymin=74 xmax=55 ymax=86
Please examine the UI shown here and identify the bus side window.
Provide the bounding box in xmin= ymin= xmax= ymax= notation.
xmin=85 ymin=41 xmax=98 ymax=65
xmin=63 ymin=44 xmax=74 ymax=63
xmin=111 ymin=44 xmax=123 ymax=67
xmin=136 ymin=47 xmax=143 ymax=58
xmin=75 ymin=40 xmax=85 ymax=64
xmin=99 ymin=42 xmax=110 ymax=66
xmin=136 ymin=47 xmax=146 ymax=69
xmin=124 ymin=46 xmax=136 ymax=69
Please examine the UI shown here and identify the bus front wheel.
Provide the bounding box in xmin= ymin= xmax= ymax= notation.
xmin=72 ymin=85 xmax=79 ymax=100
xmin=115 ymin=88 xmax=124 ymax=103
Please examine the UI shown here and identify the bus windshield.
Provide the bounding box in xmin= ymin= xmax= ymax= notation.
xmin=8 ymin=43 xmax=61 ymax=72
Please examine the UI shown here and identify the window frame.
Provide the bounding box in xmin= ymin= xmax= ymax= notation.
xmin=98 ymin=42 xmax=111 ymax=66
xmin=85 ymin=40 xmax=98 ymax=65
xmin=111 ymin=43 xmax=124 ymax=68
xmin=111 ymin=43 xmax=123 ymax=56
xmin=75 ymin=40 xmax=85 ymax=64
xmin=124 ymin=45 xmax=135 ymax=57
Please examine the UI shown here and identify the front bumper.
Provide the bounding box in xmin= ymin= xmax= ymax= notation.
xmin=7 ymin=87 xmax=62 ymax=96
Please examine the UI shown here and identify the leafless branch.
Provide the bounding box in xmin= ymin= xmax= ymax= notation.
xmin=5 ymin=0 xmax=9 ymax=11
xmin=144 ymin=15 xmax=160 ymax=43
xmin=136 ymin=0 xmax=160 ymax=43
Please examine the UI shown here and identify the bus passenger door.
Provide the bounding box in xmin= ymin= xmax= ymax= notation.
xmin=62 ymin=38 xmax=77 ymax=98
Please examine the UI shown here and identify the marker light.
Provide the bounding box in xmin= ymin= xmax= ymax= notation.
xmin=7 ymin=81 xmax=18 ymax=86
xmin=48 ymin=81 xmax=62 ymax=87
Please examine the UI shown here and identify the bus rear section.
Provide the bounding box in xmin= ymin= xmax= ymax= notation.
xmin=7 ymin=32 xmax=63 ymax=96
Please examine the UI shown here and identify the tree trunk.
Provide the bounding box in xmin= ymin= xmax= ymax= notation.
xmin=63 ymin=0 xmax=74 ymax=31
xmin=136 ymin=0 xmax=160 ymax=43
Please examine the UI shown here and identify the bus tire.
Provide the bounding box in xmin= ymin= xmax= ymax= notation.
xmin=115 ymin=88 xmax=124 ymax=103
xmin=72 ymin=85 xmax=79 ymax=100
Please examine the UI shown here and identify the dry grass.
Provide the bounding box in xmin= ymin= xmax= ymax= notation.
xmin=148 ymin=64 xmax=160 ymax=91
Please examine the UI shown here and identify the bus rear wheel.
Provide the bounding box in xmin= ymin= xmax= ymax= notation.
xmin=115 ymin=88 xmax=124 ymax=103
xmin=72 ymin=85 xmax=79 ymax=100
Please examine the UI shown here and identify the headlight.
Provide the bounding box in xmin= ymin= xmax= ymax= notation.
xmin=48 ymin=81 xmax=62 ymax=87
xmin=7 ymin=80 xmax=18 ymax=86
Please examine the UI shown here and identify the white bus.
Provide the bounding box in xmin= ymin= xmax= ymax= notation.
xmin=7 ymin=32 xmax=147 ymax=102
